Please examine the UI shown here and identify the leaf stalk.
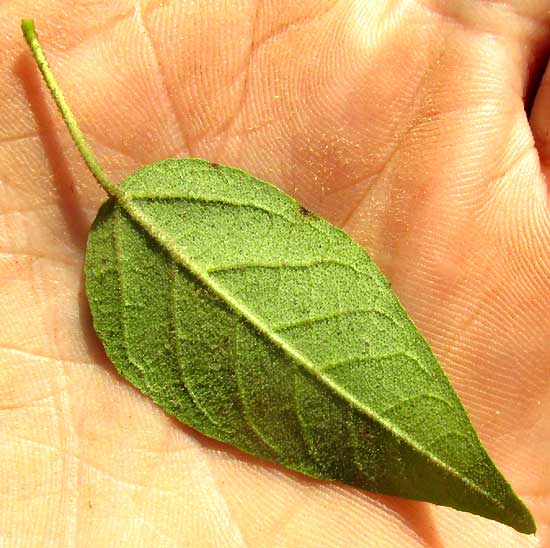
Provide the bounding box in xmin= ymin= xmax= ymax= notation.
xmin=21 ymin=19 xmax=122 ymax=199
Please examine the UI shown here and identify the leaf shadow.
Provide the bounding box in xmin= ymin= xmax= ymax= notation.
xmin=166 ymin=412 xmax=444 ymax=548
xmin=370 ymin=494 xmax=444 ymax=548
xmin=15 ymin=51 xmax=89 ymax=249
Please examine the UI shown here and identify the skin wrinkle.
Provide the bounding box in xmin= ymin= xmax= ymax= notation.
xmin=0 ymin=393 xmax=57 ymax=411
xmin=141 ymin=0 xmax=175 ymax=16
xmin=2 ymin=206 xmax=84 ymax=252
xmin=256 ymin=497 xmax=302 ymax=545
xmin=0 ymin=171 xmax=53 ymax=204
xmin=0 ymin=189 xmax=101 ymax=224
xmin=0 ymin=491 xmax=62 ymax=504
xmin=10 ymin=9 xmax=136 ymax=57
xmin=474 ymin=146 xmax=537 ymax=221
xmin=0 ymin=202 xmax=66 ymax=216
xmin=6 ymin=428 xmax=194 ymax=496
xmin=0 ymin=131 xmax=42 ymax=144
xmin=363 ymin=495 xmax=442 ymax=548
xmin=346 ymin=19 xmax=548 ymax=246
xmin=340 ymin=41 xmax=449 ymax=231
xmin=135 ymin=0 xmax=192 ymax=157
xmin=254 ymin=2 xmax=340 ymax=46
xmin=261 ymin=486 xmax=320 ymax=546
xmin=43 ymin=325 xmax=71 ymax=547
xmin=84 ymin=130 xmax=145 ymax=165
xmin=0 ymin=346 xmax=99 ymax=371
xmin=274 ymin=486 xmax=424 ymax=548
xmin=428 ymin=254 xmax=544 ymax=342
xmin=198 ymin=1 xmax=340 ymax=146
xmin=437 ymin=255 xmax=500 ymax=360
xmin=485 ymin=146 xmax=539 ymax=201
xmin=54 ymin=344 xmax=80 ymax=548
xmin=368 ymin=106 xmax=526 ymax=289
xmin=0 ymin=250 xmax=78 ymax=266
xmin=193 ymin=0 xmax=258 ymax=147
xmin=41 ymin=28 xmax=182 ymax=167
xmin=227 ymin=117 xmax=277 ymax=140
xmin=133 ymin=518 xmax=180 ymax=548
xmin=196 ymin=440 xmax=248 ymax=548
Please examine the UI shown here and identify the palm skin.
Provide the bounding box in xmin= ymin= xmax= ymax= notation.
xmin=1 ymin=1 xmax=549 ymax=546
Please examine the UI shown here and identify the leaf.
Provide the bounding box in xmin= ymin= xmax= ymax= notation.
xmin=21 ymin=19 xmax=535 ymax=535
xmin=84 ymin=158 xmax=532 ymax=533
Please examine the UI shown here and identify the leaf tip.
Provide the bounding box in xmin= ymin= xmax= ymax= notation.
xmin=509 ymin=503 xmax=537 ymax=535
xmin=492 ymin=488 xmax=536 ymax=534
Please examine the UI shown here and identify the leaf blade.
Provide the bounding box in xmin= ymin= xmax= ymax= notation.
xmin=86 ymin=158 xmax=535 ymax=533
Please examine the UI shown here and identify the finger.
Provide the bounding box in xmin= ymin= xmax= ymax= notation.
xmin=530 ymin=58 xmax=550 ymax=174
xmin=420 ymin=1 xmax=550 ymax=102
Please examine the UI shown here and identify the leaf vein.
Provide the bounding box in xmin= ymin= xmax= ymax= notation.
xmin=425 ymin=431 xmax=477 ymax=452
xmin=380 ymin=393 xmax=453 ymax=416
xmin=273 ymin=308 xmax=402 ymax=332
xmin=112 ymin=207 xmax=146 ymax=379
xmin=132 ymin=193 xmax=296 ymax=224
xmin=169 ymin=264 xmax=224 ymax=428
xmin=206 ymin=259 xmax=368 ymax=277
xmin=228 ymin=327 xmax=283 ymax=456
xmin=321 ymin=351 xmax=429 ymax=376
xmin=291 ymin=372 xmax=326 ymax=476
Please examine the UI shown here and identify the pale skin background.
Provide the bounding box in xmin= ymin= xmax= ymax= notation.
xmin=1 ymin=1 xmax=549 ymax=547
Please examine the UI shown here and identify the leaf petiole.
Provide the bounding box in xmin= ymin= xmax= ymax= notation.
xmin=21 ymin=19 xmax=122 ymax=200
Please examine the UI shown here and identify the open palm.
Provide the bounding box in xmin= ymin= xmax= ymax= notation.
xmin=1 ymin=1 xmax=549 ymax=546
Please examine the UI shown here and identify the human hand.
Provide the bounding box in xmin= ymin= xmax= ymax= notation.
xmin=1 ymin=1 xmax=549 ymax=546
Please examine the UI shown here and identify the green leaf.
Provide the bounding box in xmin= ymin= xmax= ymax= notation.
xmin=21 ymin=19 xmax=535 ymax=535
xmin=84 ymin=158 xmax=534 ymax=533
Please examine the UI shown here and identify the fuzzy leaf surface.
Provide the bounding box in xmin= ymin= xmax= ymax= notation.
xmin=85 ymin=158 xmax=534 ymax=533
